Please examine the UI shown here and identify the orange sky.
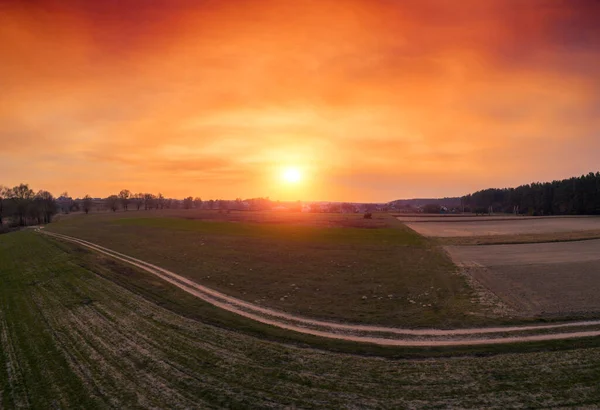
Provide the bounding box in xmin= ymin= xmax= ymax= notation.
xmin=1 ymin=0 xmax=599 ymax=201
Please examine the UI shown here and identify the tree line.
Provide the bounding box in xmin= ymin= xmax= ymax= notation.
xmin=0 ymin=185 xmax=284 ymax=230
xmin=462 ymin=172 xmax=600 ymax=215
xmin=101 ymin=190 xmax=234 ymax=212
xmin=96 ymin=191 xmax=287 ymax=213
xmin=0 ymin=183 xmax=380 ymax=226
xmin=0 ymin=183 xmax=58 ymax=229
xmin=101 ymin=191 xmax=186 ymax=212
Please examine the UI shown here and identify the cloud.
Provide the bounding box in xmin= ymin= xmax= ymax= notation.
xmin=1 ymin=0 xmax=599 ymax=200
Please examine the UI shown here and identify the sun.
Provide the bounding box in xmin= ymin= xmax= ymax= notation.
xmin=281 ymin=167 xmax=302 ymax=184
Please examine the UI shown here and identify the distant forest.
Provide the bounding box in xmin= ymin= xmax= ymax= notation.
xmin=462 ymin=172 xmax=600 ymax=215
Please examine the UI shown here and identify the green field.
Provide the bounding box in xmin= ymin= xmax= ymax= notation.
xmin=46 ymin=210 xmax=505 ymax=328
xmin=2 ymin=231 xmax=600 ymax=408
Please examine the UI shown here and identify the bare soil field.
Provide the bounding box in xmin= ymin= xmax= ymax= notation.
xmin=405 ymin=216 xmax=600 ymax=238
xmin=445 ymin=240 xmax=600 ymax=317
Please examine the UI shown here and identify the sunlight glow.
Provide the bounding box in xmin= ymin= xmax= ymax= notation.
xmin=281 ymin=167 xmax=302 ymax=184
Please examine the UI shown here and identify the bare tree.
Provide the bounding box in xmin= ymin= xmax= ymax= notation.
xmin=34 ymin=190 xmax=57 ymax=223
xmin=132 ymin=193 xmax=143 ymax=210
xmin=82 ymin=195 xmax=93 ymax=214
xmin=119 ymin=189 xmax=131 ymax=211
xmin=157 ymin=193 xmax=165 ymax=209
xmin=106 ymin=195 xmax=119 ymax=212
xmin=143 ymin=193 xmax=155 ymax=210
xmin=9 ymin=184 xmax=35 ymax=226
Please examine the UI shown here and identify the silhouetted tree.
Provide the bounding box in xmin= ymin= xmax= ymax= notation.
xmin=34 ymin=190 xmax=57 ymax=223
xmin=462 ymin=172 xmax=600 ymax=216
xmin=143 ymin=193 xmax=155 ymax=210
xmin=119 ymin=189 xmax=131 ymax=211
xmin=0 ymin=184 xmax=58 ymax=227
xmin=9 ymin=184 xmax=35 ymax=226
xmin=183 ymin=196 xmax=193 ymax=209
xmin=132 ymin=193 xmax=143 ymax=210
xmin=82 ymin=195 xmax=93 ymax=214
xmin=193 ymin=197 xmax=203 ymax=209
xmin=106 ymin=195 xmax=119 ymax=212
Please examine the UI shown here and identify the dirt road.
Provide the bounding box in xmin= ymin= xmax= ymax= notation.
xmin=41 ymin=230 xmax=600 ymax=347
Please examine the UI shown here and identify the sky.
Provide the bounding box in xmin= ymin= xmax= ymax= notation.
xmin=1 ymin=0 xmax=599 ymax=202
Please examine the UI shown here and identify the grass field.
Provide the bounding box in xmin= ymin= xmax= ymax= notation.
xmin=46 ymin=210 xmax=506 ymax=328
xmin=2 ymin=231 xmax=600 ymax=408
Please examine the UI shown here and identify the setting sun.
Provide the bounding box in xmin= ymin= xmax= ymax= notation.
xmin=281 ymin=167 xmax=302 ymax=184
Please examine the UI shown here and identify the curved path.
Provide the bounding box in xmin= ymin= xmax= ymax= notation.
xmin=41 ymin=230 xmax=600 ymax=347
